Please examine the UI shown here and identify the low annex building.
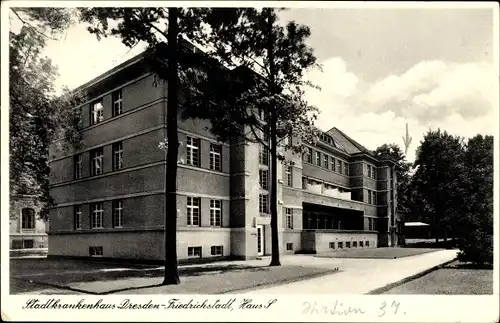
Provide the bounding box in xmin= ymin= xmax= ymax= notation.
xmin=48 ymin=45 xmax=402 ymax=263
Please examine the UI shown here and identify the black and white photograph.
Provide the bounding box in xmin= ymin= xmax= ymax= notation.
xmin=1 ymin=1 xmax=498 ymax=322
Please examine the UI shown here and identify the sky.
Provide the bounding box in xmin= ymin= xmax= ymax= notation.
xmin=9 ymin=5 xmax=497 ymax=163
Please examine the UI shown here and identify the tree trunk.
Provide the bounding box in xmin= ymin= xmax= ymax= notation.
xmin=267 ymin=8 xmax=280 ymax=267
xmin=163 ymin=7 xmax=180 ymax=285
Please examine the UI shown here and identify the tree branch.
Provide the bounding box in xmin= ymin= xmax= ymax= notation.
xmin=11 ymin=8 xmax=61 ymax=41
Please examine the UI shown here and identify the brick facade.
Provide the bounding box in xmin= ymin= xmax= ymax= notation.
xmin=48 ymin=48 xmax=401 ymax=263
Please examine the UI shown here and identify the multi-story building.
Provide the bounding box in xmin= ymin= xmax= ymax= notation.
xmin=10 ymin=195 xmax=49 ymax=256
xmin=48 ymin=46 xmax=401 ymax=263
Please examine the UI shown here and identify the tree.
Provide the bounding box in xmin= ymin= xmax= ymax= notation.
xmin=9 ymin=8 xmax=83 ymax=219
xmin=184 ymin=8 xmax=320 ymax=266
xmin=455 ymin=135 xmax=493 ymax=265
xmin=411 ymin=129 xmax=465 ymax=242
xmin=78 ymin=7 xmax=247 ymax=284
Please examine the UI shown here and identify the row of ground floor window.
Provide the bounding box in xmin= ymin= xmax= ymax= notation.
xmin=82 ymin=236 xmax=374 ymax=258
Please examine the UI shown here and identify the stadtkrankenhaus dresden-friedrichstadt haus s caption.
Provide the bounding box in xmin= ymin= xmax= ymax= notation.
xmin=48 ymin=44 xmax=402 ymax=264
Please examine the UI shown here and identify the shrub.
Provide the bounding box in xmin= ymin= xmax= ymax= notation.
xmin=457 ymin=230 xmax=493 ymax=266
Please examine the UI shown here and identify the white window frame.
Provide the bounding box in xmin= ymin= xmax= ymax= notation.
xmin=188 ymin=246 xmax=202 ymax=258
xmin=113 ymin=200 xmax=123 ymax=228
xmin=187 ymin=196 xmax=200 ymax=226
xmin=74 ymin=205 xmax=82 ymax=230
xmin=90 ymin=148 xmax=103 ymax=176
xmin=259 ymin=169 xmax=269 ymax=190
xmin=330 ymin=156 xmax=335 ymax=171
xmin=286 ymin=243 xmax=293 ymax=251
xmin=90 ymin=101 xmax=104 ymax=125
xmin=316 ymin=151 xmax=321 ymax=166
xmin=74 ymin=154 xmax=82 ymax=179
xmin=337 ymin=160 xmax=342 ymax=173
xmin=112 ymin=141 xmax=123 ymax=171
xmin=186 ymin=136 xmax=200 ymax=167
xmin=211 ymin=245 xmax=223 ymax=256
xmin=209 ymin=199 xmax=222 ymax=227
xmin=285 ymin=165 xmax=293 ymax=187
xmin=112 ymin=89 xmax=123 ymax=117
xmin=21 ymin=208 xmax=35 ymax=230
xmin=285 ymin=208 xmax=293 ymax=229
xmin=323 ymin=154 xmax=329 ymax=168
xmin=209 ymin=143 xmax=222 ymax=171
xmin=90 ymin=203 xmax=103 ymax=229
xmin=259 ymin=144 xmax=269 ymax=165
xmin=259 ymin=193 xmax=269 ymax=214
xmin=305 ymin=147 xmax=312 ymax=163
xmin=89 ymin=246 xmax=103 ymax=257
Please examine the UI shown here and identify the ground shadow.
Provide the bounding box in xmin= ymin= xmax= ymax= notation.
xmin=11 ymin=264 xmax=271 ymax=295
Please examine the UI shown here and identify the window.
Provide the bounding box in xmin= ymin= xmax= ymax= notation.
xmin=90 ymin=148 xmax=104 ymax=176
xmin=285 ymin=208 xmax=293 ymax=229
xmin=329 ymin=242 xmax=336 ymax=249
xmin=305 ymin=147 xmax=313 ymax=163
xmin=112 ymin=142 xmax=123 ymax=171
xmin=344 ymin=163 xmax=349 ymax=175
xmin=366 ymin=241 xmax=370 ymax=247
xmin=89 ymin=246 xmax=103 ymax=257
xmin=90 ymin=100 xmax=104 ymax=125
xmin=210 ymin=199 xmax=222 ymax=227
xmin=259 ymin=169 xmax=268 ymax=190
xmin=323 ymin=155 xmax=329 ymax=168
xmin=316 ymin=151 xmax=321 ymax=166
xmin=12 ymin=240 xmax=23 ymax=249
xmin=112 ymin=200 xmax=123 ymax=228
xmin=187 ymin=197 xmax=200 ymax=226
xmin=337 ymin=160 xmax=342 ymax=173
xmin=353 ymin=241 xmax=358 ymax=248
xmin=21 ymin=208 xmax=35 ymax=230
xmin=211 ymin=245 xmax=223 ymax=256
xmin=330 ymin=156 xmax=336 ymax=171
xmin=112 ymin=89 xmax=123 ymax=117
xmin=338 ymin=242 xmax=343 ymax=249
xmin=346 ymin=241 xmax=351 ymax=248
xmin=188 ymin=246 xmax=202 ymax=258
xmin=286 ymin=243 xmax=293 ymax=251
xmin=186 ymin=136 xmax=200 ymax=167
xmin=90 ymin=203 xmax=103 ymax=229
xmin=74 ymin=154 xmax=82 ymax=179
xmin=367 ymin=165 xmax=372 ymax=178
xmin=287 ymin=136 xmax=293 ymax=146
xmin=259 ymin=194 xmax=269 ymax=214
xmin=368 ymin=191 xmax=372 ymax=204
xmin=209 ymin=144 xmax=222 ymax=171
xmin=372 ymin=167 xmax=377 ymax=179
xmin=74 ymin=205 xmax=82 ymax=230
xmin=285 ymin=165 xmax=293 ymax=187
xmin=369 ymin=218 xmax=373 ymax=231
xmin=373 ymin=192 xmax=377 ymax=205
xmin=359 ymin=241 xmax=363 ymax=247
xmin=23 ymin=240 xmax=34 ymax=249
xmin=259 ymin=144 xmax=269 ymax=165
xmin=302 ymin=176 xmax=308 ymax=189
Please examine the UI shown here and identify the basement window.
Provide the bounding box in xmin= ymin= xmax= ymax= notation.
xmin=89 ymin=246 xmax=103 ymax=257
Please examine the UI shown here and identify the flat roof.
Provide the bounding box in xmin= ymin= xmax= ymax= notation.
xmin=405 ymin=222 xmax=430 ymax=227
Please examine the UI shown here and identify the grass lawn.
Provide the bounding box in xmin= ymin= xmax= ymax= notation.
xmin=10 ymin=259 xmax=337 ymax=295
xmin=383 ymin=262 xmax=493 ymax=295
xmin=315 ymin=247 xmax=439 ymax=259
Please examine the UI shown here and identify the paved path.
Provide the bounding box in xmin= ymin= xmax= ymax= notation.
xmin=13 ymin=249 xmax=458 ymax=295
xmin=242 ymin=249 xmax=458 ymax=294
